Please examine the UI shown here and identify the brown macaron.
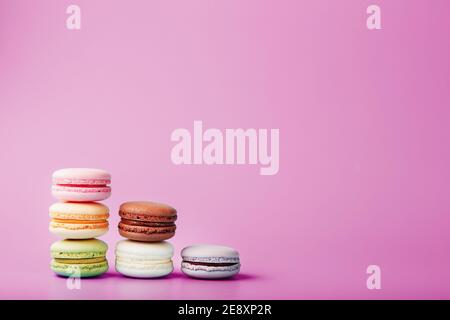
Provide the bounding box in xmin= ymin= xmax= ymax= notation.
xmin=118 ymin=201 xmax=177 ymax=242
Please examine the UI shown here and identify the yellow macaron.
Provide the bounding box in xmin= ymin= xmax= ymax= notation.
xmin=49 ymin=202 xmax=109 ymax=239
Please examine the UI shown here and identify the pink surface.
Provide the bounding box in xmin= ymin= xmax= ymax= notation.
xmin=1 ymin=0 xmax=450 ymax=299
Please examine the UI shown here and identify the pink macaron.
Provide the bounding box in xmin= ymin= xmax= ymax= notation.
xmin=52 ymin=168 xmax=111 ymax=202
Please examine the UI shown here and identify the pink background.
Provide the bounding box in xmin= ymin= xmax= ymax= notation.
xmin=1 ymin=0 xmax=450 ymax=299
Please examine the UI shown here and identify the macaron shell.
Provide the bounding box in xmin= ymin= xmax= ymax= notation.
xmin=52 ymin=168 xmax=111 ymax=185
xmin=51 ymin=259 xmax=108 ymax=278
xmin=51 ymin=239 xmax=108 ymax=259
xmin=49 ymin=202 xmax=109 ymax=220
xmin=115 ymin=240 xmax=174 ymax=259
xmin=119 ymin=228 xmax=175 ymax=242
xmin=51 ymin=185 xmax=111 ymax=202
xmin=119 ymin=201 xmax=177 ymax=217
xmin=181 ymin=244 xmax=239 ymax=260
xmin=119 ymin=221 xmax=175 ymax=235
xmin=116 ymin=259 xmax=173 ymax=278
xmin=119 ymin=212 xmax=177 ymax=223
xmin=181 ymin=263 xmax=240 ymax=279
xmin=49 ymin=224 xmax=109 ymax=239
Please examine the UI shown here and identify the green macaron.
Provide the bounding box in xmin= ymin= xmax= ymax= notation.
xmin=50 ymin=239 xmax=108 ymax=277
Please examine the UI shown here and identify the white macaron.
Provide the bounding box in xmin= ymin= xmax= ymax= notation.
xmin=115 ymin=240 xmax=174 ymax=278
xmin=181 ymin=244 xmax=240 ymax=279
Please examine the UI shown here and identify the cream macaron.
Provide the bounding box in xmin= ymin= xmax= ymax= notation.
xmin=115 ymin=240 xmax=174 ymax=278
xmin=49 ymin=202 xmax=109 ymax=239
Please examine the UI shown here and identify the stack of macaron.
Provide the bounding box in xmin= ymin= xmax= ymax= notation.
xmin=49 ymin=168 xmax=111 ymax=278
xmin=48 ymin=169 xmax=241 ymax=280
xmin=115 ymin=201 xmax=177 ymax=278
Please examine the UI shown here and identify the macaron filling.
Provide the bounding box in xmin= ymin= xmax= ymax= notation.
xmin=182 ymin=261 xmax=238 ymax=267
xmin=54 ymin=257 xmax=106 ymax=264
xmin=181 ymin=261 xmax=240 ymax=272
xmin=119 ymin=218 xmax=176 ymax=228
xmin=116 ymin=257 xmax=172 ymax=267
xmin=52 ymin=185 xmax=111 ymax=193
xmin=182 ymin=256 xmax=240 ymax=272
xmin=54 ymin=183 xmax=109 ymax=187
xmin=118 ymin=222 xmax=176 ymax=234
xmin=183 ymin=256 xmax=240 ymax=264
xmin=118 ymin=211 xmax=177 ymax=222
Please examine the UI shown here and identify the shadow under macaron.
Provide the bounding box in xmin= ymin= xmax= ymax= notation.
xmin=54 ymin=270 xmax=259 ymax=281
